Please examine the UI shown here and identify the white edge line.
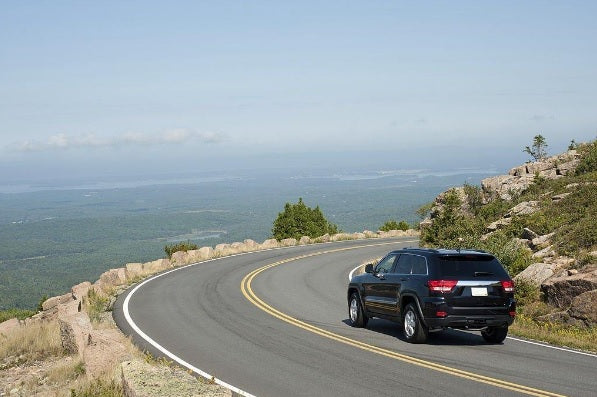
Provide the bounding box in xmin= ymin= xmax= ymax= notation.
xmin=123 ymin=255 xmax=258 ymax=397
xmin=348 ymin=264 xmax=362 ymax=282
xmin=506 ymin=336 xmax=597 ymax=357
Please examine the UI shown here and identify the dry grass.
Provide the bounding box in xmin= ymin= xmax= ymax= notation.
xmin=510 ymin=314 xmax=597 ymax=353
xmin=0 ymin=320 xmax=63 ymax=366
xmin=69 ymin=373 xmax=124 ymax=397
xmin=46 ymin=358 xmax=86 ymax=384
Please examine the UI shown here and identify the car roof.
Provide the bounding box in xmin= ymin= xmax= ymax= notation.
xmin=390 ymin=247 xmax=493 ymax=257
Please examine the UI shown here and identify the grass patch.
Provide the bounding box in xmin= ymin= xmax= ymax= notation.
xmin=0 ymin=320 xmax=63 ymax=366
xmin=70 ymin=378 xmax=124 ymax=397
xmin=46 ymin=359 xmax=86 ymax=384
xmin=85 ymin=289 xmax=110 ymax=323
xmin=0 ymin=308 xmax=36 ymax=323
xmin=510 ymin=313 xmax=597 ymax=353
xmin=164 ymin=241 xmax=198 ymax=259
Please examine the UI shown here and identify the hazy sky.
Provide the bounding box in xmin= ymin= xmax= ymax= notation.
xmin=1 ymin=1 xmax=596 ymax=182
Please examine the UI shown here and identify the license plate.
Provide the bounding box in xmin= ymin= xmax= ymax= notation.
xmin=471 ymin=287 xmax=488 ymax=296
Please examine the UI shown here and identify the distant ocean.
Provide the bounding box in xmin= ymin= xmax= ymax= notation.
xmin=0 ymin=166 xmax=500 ymax=194
xmin=0 ymin=165 xmax=502 ymax=309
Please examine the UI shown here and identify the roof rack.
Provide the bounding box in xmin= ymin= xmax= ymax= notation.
xmin=400 ymin=247 xmax=440 ymax=254
xmin=395 ymin=247 xmax=492 ymax=255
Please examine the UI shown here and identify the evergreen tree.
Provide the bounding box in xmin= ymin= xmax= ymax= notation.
xmin=272 ymin=198 xmax=338 ymax=240
xmin=523 ymin=134 xmax=549 ymax=161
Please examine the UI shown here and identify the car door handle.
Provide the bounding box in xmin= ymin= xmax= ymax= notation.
xmin=401 ymin=278 xmax=408 ymax=281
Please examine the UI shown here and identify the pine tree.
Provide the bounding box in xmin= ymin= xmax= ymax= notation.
xmin=523 ymin=134 xmax=549 ymax=161
xmin=272 ymin=198 xmax=338 ymax=240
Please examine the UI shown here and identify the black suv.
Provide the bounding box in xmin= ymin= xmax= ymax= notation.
xmin=347 ymin=248 xmax=516 ymax=344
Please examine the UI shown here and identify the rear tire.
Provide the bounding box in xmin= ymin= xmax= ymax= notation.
xmin=481 ymin=326 xmax=508 ymax=343
xmin=348 ymin=293 xmax=368 ymax=328
xmin=403 ymin=303 xmax=428 ymax=343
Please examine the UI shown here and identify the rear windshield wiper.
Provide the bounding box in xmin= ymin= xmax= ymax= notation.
xmin=474 ymin=271 xmax=494 ymax=277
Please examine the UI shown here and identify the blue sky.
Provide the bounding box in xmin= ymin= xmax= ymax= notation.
xmin=1 ymin=1 xmax=596 ymax=182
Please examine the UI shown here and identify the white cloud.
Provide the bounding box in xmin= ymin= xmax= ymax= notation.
xmin=163 ymin=129 xmax=191 ymax=143
xmin=8 ymin=129 xmax=226 ymax=152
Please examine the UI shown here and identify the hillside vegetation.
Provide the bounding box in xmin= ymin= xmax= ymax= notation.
xmin=419 ymin=140 xmax=597 ymax=351
xmin=421 ymin=140 xmax=596 ymax=263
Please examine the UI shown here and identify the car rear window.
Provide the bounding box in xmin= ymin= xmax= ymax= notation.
xmin=433 ymin=255 xmax=509 ymax=278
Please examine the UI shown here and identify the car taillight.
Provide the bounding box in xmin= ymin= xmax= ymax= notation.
xmin=501 ymin=280 xmax=515 ymax=293
xmin=427 ymin=280 xmax=458 ymax=293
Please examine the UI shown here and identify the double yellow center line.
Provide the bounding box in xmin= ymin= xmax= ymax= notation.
xmin=240 ymin=243 xmax=566 ymax=397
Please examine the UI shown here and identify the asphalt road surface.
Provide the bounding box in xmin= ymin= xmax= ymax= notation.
xmin=114 ymin=238 xmax=596 ymax=397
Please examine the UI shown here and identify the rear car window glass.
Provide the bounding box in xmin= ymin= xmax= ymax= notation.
xmin=411 ymin=256 xmax=427 ymax=275
xmin=434 ymin=255 xmax=508 ymax=278
xmin=394 ymin=254 xmax=413 ymax=274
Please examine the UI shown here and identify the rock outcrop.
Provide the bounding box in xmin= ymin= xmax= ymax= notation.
xmin=481 ymin=150 xmax=580 ymax=201
xmin=515 ymin=263 xmax=559 ymax=286
xmin=0 ymin=318 xmax=20 ymax=336
xmin=569 ymin=290 xmax=597 ymax=326
xmin=280 ymin=238 xmax=298 ymax=246
xmin=420 ymin=146 xmax=596 ymax=327
xmin=541 ymin=266 xmax=597 ymax=309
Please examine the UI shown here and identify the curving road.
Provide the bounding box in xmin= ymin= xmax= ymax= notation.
xmin=114 ymin=238 xmax=596 ymax=397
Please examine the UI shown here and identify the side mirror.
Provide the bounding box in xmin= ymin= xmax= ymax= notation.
xmin=364 ymin=263 xmax=374 ymax=273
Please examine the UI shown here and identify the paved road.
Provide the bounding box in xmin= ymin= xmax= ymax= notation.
xmin=114 ymin=238 xmax=596 ymax=397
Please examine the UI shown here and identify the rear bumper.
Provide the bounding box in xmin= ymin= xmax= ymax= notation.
xmin=424 ymin=314 xmax=514 ymax=329
xmin=420 ymin=297 xmax=516 ymax=329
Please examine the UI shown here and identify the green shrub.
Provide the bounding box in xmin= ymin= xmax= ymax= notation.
xmin=164 ymin=241 xmax=198 ymax=259
xmin=421 ymin=189 xmax=472 ymax=246
xmin=576 ymin=140 xmax=597 ymax=175
xmin=476 ymin=198 xmax=511 ymax=222
xmin=478 ymin=234 xmax=532 ymax=275
xmin=37 ymin=294 xmax=48 ymax=312
xmin=85 ymin=289 xmax=110 ymax=323
xmin=554 ymin=215 xmax=597 ymax=256
xmin=272 ymin=198 xmax=338 ymax=240
xmin=542 ymin=184 xmax=596 ymax=256
xmin=463 ymin=183 xmax=483 ymax=215
xmin=514 ymin=278 xmax=540 ymax=307
xmin=379 ymin=220 xmax=410 ymax=231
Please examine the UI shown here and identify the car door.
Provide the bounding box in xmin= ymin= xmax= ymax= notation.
xmin=385 ymin=253 xmax=415 ymax=317
xmin=363 ymin=253 xmax=399 ymax=316
xmin=395 ymin=254 xmax=427 ymax=316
